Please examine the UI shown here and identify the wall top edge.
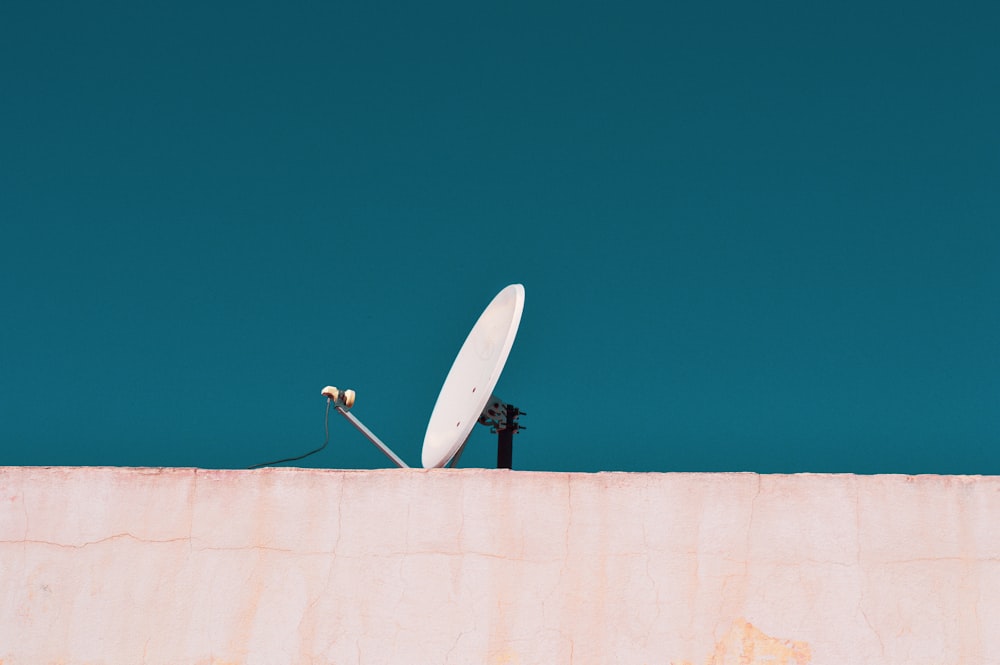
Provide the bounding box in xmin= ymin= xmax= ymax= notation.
xmin=0 ymin=466 xmax=994 ymax=480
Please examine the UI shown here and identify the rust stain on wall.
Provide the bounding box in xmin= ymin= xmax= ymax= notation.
xmin=674 ymin=619 xmax=811 ymax=665
xmin=488 ymin=651 xmax=522 ymax=664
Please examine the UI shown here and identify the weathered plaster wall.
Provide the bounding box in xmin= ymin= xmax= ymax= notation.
xmin=1 ymin=467 xmax=997 ymax=664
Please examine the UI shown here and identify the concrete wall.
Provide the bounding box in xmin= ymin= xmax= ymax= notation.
xmin=1 ymin=467 xmax=997 ymax=664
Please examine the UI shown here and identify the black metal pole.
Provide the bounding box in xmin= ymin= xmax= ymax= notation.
xmin=497 ymin=404 xmax=515 ymax=469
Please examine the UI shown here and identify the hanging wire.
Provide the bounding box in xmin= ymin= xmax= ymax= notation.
xmin=248 ymin=399 xmax=332 ymax=469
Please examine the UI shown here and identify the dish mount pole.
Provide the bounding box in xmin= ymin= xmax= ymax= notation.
xmin=488 ymin=402 xmax=523 ymax=469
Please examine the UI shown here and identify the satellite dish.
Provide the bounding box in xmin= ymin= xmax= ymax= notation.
xmin=306 ymin=284 xmax=526 ymax=470
xmin=421 ymin=284 xmax=525 ymax=468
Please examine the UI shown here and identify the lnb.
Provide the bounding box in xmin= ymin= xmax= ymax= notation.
xmin=321 ymin=386 xmax=356 ymax=409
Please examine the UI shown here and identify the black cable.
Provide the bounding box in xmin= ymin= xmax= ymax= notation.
xmin=248 ymin=399 xmax=332 ymax=469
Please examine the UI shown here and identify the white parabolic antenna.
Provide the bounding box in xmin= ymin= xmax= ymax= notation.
xmin=421 ymin=284 xmax=525 ymax=468
xmin=310 ymin=284 xmax=526 ymax=471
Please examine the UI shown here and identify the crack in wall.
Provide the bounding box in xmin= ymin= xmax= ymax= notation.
xmin=855 ymin=479 xmax=885 ymax=659
xmin=640 ymin=516 xmax=662 ymax=634
xmin=444 ymin=629 xmax=466 ymax=664
xmin=1 ymin=532 xmax=356 ymax=556
xmin=860 ymin=606 xmax=885 ymax=658
xmin=3 ymin=533 xmax=193 ymax=549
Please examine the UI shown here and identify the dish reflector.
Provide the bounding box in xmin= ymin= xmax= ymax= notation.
xmin=421 ymin=284 xmax=525 ymax=468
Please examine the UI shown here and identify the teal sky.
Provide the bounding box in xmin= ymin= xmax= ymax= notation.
xmin=2 ymin=1 xmax=998 ymax=473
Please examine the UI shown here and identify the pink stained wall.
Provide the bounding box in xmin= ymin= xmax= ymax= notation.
xmin=1 ymin=467 xmax=997 ymax=664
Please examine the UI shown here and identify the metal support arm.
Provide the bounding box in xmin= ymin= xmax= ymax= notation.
xmin=335 ymin=406 xmax=410 ymax=468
